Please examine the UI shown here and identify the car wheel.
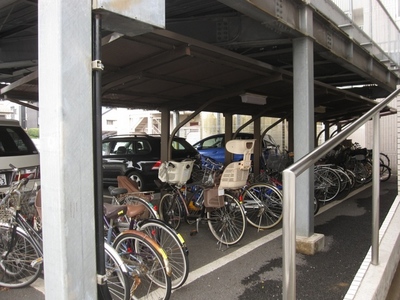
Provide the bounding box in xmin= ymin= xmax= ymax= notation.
xmin=127 ymin=171 xmax=145 ymax=191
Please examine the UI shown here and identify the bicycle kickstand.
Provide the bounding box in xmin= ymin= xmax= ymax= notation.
xmin=190 ymin=217 xmax=202 ymax=236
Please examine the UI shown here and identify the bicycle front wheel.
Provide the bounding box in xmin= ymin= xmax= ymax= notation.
xmin=104 ymin=243 xmax=130 ymax=300
xmin=242 ymin=183 xmax=283 ymax=229
xmin=159 ymin=193 xmax=182 ymax=230
xmin=0 ymin=224 xmax=42 ymax=288
xmin=207 ymin=193 xmax=246 ymax=245
xmin=113 ymin=230 xmax=172 ymax=300
xmin=138 ymin=219 xmax=189 ymax=289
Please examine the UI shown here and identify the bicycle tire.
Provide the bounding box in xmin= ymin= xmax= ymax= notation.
xmin=380 ymin=164 xmax=391 ymax=182
xmin=104 ymin=242 xmax=130 ymax=300
xmin=207 ymin=193 xmax=246 ymax=245
xmin=242 ymin=183 xmax=283 ymax=229
xmin=138 ymin=219 xmax=189 ymax=289
xmin=345 ymin=169 xmax=356 ymax=190
xmin=333 ymin=167 xmax=352 ymax=193
xmin=314 ymin=166 xmax=341 ymax=202
xmin=352 ymin=160 xmax=372 ymax=185
xmin=112 ymin=230 xmax=172 ymax=300
xmin=314 ymin=196 xmax=320 ymax=215
xmin=159 ymin=193 xmax=182 ymax=230
xmin=379 ymin=153 xmax=390 ymax=168
xmin=0 ymin=224 xmax=42 ymax=288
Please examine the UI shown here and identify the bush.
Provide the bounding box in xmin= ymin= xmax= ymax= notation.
xmin=27 ymin=128 xmax=39 ymax=139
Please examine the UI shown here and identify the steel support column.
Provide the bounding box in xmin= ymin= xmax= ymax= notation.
xmin=293 ymin=6 xmax=314 ymax=238
xmin=161 ymin=107 xmax=171 ymax=161
xmin=39 ymin=0 xmax=97 ymax=298
xmin=224 ymin=112 xmax=233 ymax=165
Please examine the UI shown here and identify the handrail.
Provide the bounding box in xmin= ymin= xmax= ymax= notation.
xmin=282 ymin=88 xmax=400 ymax=300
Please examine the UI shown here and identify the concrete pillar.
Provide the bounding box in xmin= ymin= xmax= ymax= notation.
xmin=253 ymin=117 xmax=261 ymax=176
xmin=39 ymin=0 xmax=97 ymax=298
xmin=293 ymin=5 xmax=315 ymax=238
xmin=224 ymin=112 xmax=233 ymax=165
xmin=324 ymin=121 xmax=330 ymax=142
xmin=160 ymin=107 xmax=170 ymax=161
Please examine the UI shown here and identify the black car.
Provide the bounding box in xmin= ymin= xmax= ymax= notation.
xmin=102 ymin=133 xmax=201 ymax=191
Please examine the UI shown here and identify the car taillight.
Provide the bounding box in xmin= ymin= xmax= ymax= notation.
xmin=14 ymin=166 xmax=40 ymax=181
xmin=151 ymin=161 xmax=162 ymax=170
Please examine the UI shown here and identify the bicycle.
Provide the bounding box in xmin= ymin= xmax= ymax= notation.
xmin=0 ymin=164 xmax=132 ymax=300
xmin=158 ymin=159 xmax=247 ymax=247
xmin=203 ymin=156 xmax=284 ymax=230
xmin=105 ymin=185 xmax=189 ymax=289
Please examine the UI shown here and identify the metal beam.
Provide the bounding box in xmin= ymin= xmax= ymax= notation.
xmin=0 ymin=70 xmax=38 ymax=95
xmin=219 ymin=0 xmax=399 ymax=91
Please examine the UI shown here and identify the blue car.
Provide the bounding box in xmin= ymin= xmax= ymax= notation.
xmin=192 ymin=133 xmax=274 ymax=164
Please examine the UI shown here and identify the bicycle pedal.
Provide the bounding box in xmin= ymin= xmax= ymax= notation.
xmin=31 ymin=257 xmax=43 ymax=268
xmin=190 ymin=229 xmax=198 ymax=236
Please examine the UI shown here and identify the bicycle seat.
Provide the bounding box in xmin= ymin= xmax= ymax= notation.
xmin=103 ymin=203 xmax=127 ymax=220
xmin=126 ymin=203 xmax=147 ymax=219
xmin=108 ymin=186 xmax=128 ymax=197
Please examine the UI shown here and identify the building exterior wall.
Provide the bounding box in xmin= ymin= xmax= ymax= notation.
xmin=365 ymin=96 xmax=398 ymax=175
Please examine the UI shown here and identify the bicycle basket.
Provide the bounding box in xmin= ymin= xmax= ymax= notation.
xmin=266 ymin=153 xmax=289 ymax=172
xmin=0 ymin=202 xmax=14 ymax=223
xmin=20 ymin=185 xmax=38 ymax=220
xmin=200 ymin=167 xmax=222 ymax=187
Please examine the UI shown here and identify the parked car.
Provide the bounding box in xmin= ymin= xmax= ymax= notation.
xmin=0 ymin=118 xmax=40 ymax=194
xmin=192 ymin=133 xmax=277 ymax=164
xmin=102 ymin=133 xmax=201 ymax=191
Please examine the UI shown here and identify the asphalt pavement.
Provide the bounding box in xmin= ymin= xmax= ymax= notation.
xmin=0 ymin=177 xmax=397 ymax=299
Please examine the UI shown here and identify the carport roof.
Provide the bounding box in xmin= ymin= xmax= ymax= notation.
xmin=0 ymin=0 xmax=399 ymax=123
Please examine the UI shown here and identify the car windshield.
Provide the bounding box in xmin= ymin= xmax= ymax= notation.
xmin=0 ymin=126 xmax=38 ymax=156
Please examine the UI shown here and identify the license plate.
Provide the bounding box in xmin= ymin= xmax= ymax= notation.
xmin=0 ymin=173 xmax=6 ymax=186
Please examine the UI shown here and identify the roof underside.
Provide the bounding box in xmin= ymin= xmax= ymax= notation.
xmin=0 ymin=0 xmax=399 ymax=123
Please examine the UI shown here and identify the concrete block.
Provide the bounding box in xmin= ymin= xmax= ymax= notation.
xmin=296 ymin=233 xmax=325 ymax=255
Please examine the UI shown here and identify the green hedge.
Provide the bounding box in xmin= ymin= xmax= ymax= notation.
xmin=27 ymin=128 xmax=39 ymax=139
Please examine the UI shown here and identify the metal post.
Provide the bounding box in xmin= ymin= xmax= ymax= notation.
xmin=282 ymin=170 xmax=296 ymax=300
xmin=93 ymin=13 xmax=112 ymax=299
xmin=371 ymin=115 xmax=380 ymax=265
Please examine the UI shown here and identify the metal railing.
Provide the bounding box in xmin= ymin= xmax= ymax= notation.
xmin=282 ymin=88 xmax=400 ymax=300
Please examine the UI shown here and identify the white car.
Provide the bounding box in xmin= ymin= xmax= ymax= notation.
xmin=0 ymin=118 xmax=40 ymax=194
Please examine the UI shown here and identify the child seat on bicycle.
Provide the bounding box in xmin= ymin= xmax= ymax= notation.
xmin=219 ymin=139 xmax=255 ymax=189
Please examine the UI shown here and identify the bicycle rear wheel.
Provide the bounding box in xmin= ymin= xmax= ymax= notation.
xmin=207 ymin=193 xmax=246 ymax=245
xmin=112 ymin=230 xmax=172 ymax=300
xmin=314 ymin=166 xmax=341 ymax=202
xmin=0 ymin=224 xmax=42 ymax=288
xmin=242 ymin=183 xmax=283 ymax=229
xmin=159 ymin=193 xmax=182 ymax=230
xmin=380 ymin=164 xmax=391 ymax=182
xmin=138 ymin=219 xmax=189 ymax=289
xmin=104 ymin=243 xmax=130 ymax=300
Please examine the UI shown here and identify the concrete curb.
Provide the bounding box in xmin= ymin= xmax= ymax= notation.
xmin=345 ymin=195 xmax=400 ymax=300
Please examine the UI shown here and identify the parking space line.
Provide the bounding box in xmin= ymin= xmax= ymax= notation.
xmin=180 ymin=228 xmax=283 ymax=288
